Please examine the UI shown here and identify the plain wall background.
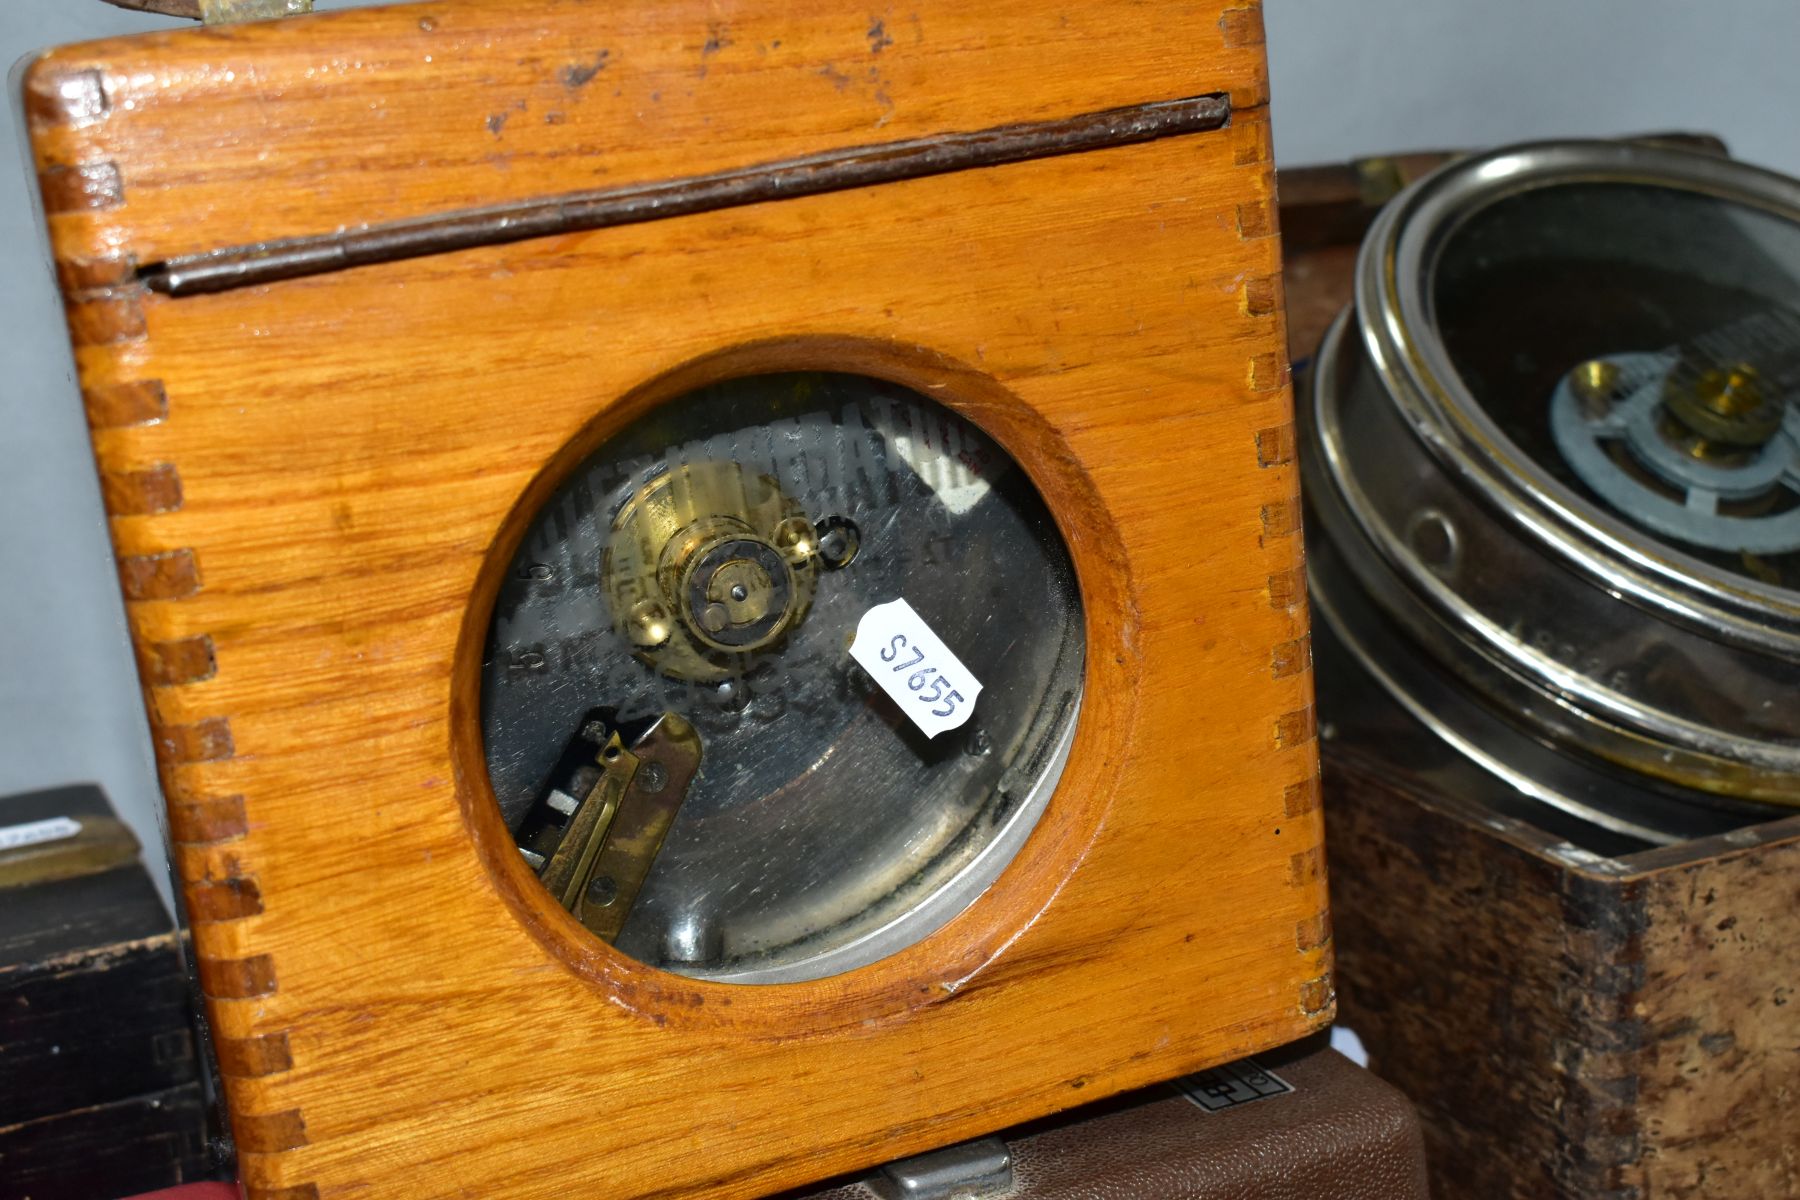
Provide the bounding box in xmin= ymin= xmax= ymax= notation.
xmin=1265 ymin=0 xmax=1800 ymax=173
xmin=2 ymin=0 xmax=1796 ymax=913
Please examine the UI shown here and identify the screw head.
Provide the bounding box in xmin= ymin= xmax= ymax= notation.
xmin=1570 ymin=359 xmax=1623 ymax=419
xmin=636 ymin=761 xmax=669 ymax=794
xmin=772 ymin=515 xmax=818 ymax=565
xmin=813 ymin=516 xmax=862 ymax=570
xmin=626 ymin=601 xmax=674 ymax=649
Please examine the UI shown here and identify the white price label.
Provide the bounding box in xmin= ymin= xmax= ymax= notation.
xmin=0 ymin=816 xmax=82 ymax=852
xmin=850 ymin=598 xmax=983 ymax=737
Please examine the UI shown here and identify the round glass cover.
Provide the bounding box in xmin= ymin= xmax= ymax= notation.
xmin=481 ymin=372 xmax=1083 ymax=982
xmin=1431 ymin=181 xmax=1800 ymax=588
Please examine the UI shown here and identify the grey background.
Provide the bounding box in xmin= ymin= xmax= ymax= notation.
xmin=2 ymin=0 xmax=1795 ymax=912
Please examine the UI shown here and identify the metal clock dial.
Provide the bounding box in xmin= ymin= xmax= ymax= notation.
xmin=482 ymin=372 xmax=1084 ymax=982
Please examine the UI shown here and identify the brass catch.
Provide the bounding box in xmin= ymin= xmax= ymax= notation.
xmin=525 ymin=712 xmax=702 ymax=943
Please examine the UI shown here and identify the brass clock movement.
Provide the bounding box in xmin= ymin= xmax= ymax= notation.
xmin=486 ymin=373 xmax=1084 ymax=981
xmin=26 ymin=2 xmax=1325 ymax=1196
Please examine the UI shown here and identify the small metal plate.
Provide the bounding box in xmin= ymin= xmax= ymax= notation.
xmin=1172 ymin=1058 xmax=1295 ymax=1113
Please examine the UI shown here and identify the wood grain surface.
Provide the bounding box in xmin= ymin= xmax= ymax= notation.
xmin=1327 ymin=750 xmax=1800 ymax=1200
xmin=26 ymin=3 xmax=1327 ymax=1197
xmin=1634 ymin=826 xmax=1800 ymax=1198
xmin=30 ymin=0 xmax=1273 ymax=263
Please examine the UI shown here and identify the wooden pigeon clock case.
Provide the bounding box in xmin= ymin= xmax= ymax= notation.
xmin=24 ymin=2 xmax=1327 ymax=1196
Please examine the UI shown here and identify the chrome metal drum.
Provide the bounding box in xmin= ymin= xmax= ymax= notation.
xmin=1301 ymin=140 xmax=1800 ymax=843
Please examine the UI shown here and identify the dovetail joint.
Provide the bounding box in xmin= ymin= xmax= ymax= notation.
xmin=1283 ymin=774 xmax=1322 ymax=818
xmin=169 ymin=794 xmax=248 ymax=844
xmin=1219 ymin=5 xmax=1267 ymax=48
xmin=84 ymin=379 xmax=168 ymax=428
xmin=120 ymin=548 xmax=201 ymax=601
xmin=1243 ymin=274 xmax=1281 ymax=317
xmin=1288 ymin=845 xmax=1327 ymax=887
xmin=1259 ymin=496 xmax=1302 ymax=543
xmin=173 ymin=841 xmax=248 ymax=889
xmin=1274 ymin=705 xmax=1317 ymax=749
xmin=1236 ymin=199 xmax=1276 ymax=240
xmin=1270 ymin=634 xmax=1311 ymax=679
xmin=58 ymin=254 xmax=137 ymax=295
xmin=101 ymin=463 xmax=182 ymax=515
xmin=1234 ymin=134 xmax=1268 ymax=167
xmin=1299 ymin=974 xmax=1336 ymax=1017
xmin=196 ymin=953 xmax=277 ymax=1000
xmin=215 ymin=1031 xmax=295 ymax=1079
xmin=141 ymin=634 xmax=216 ymax=687
xmin=68 ymin=293 xmax=148 ymax=346
xmin=28 ymin=110 xmax=304 ymax=1153
xmin=186 ymin=876 xmax=265 ymax=921
xmin=40 ymin=161 xmax=124 ymax=214
xmin=1255 ymin=422 xmax=1294 ymax=465
xmin=158 ymin=717 xmax=235 ymax=766
xmin=1249 ymin=353 xmax=1287 ymax=394
xmin=1268 ymin=566 xmax=1306 ymax=612
xmin=1296 ymin=910 xmax=1333 ymax=952
xmin=25 ymin=66 xmax=109 ymax=129
xmin=232 ymin=1108 xmax=309 ymax=1153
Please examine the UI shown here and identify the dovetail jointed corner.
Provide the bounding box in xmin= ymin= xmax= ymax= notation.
xmin=29 ymin=54 xmax=307 ymax=1184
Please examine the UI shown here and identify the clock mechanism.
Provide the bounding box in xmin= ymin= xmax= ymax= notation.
xmin=481 ymin=372 xmax=1084 ymax=982
xmin=1549 ymin=332 xmax=1800 ymax=565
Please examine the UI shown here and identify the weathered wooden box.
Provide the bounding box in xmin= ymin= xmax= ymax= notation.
xmin=1324 ymin=747 xmax=1799 ymax=1200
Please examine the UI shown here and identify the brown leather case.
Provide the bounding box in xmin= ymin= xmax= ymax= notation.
xmin=795 ymin=1040 xmax=1429 ymax=1200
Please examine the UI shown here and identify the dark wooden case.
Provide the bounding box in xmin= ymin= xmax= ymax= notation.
xmin=0 ymin=785 xmax=210 ymax=1200
xmin=1325 ymin=749 xmax=1799 ymax=1200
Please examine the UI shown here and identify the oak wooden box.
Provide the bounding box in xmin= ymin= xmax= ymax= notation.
xmin=1281 ymin=153 xmax=1799 ymax=1200
xmin=25 ymin=2 xmax=1327 ymax=1198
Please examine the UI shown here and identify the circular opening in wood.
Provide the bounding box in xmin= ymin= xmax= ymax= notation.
xmin=478 ymin=371 xmax=1085 ymax=983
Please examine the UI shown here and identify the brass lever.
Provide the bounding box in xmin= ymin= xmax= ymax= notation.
xmin=527 ymin=712 xmax=702 ymax=943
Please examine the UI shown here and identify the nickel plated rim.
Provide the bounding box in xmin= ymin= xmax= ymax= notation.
xmin=1303 ymin=138 xmax=1800 ymax=805
xmin=1306 ymin=311 xmax=1799 ymax=811
xmin=1355 ymin=139 xmax=1800 ymax=657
